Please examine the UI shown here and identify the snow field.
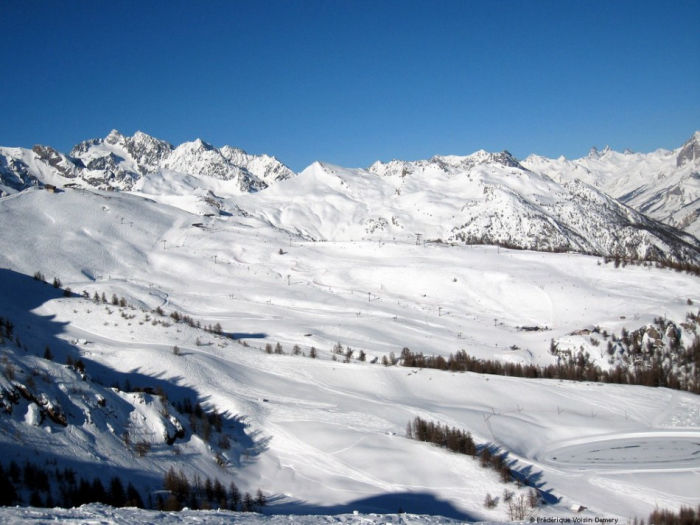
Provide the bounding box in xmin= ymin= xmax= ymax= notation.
xmin=0 ymin=503 xmax=469 ymax=524
xmin=1 ymin=187 xmax=699 ymax=520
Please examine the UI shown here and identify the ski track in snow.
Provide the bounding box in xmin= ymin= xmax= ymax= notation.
xmin=587 ymin=476 xmax=697 ymax=510
xmin=0 ymin=187 xmax=699 ymax=521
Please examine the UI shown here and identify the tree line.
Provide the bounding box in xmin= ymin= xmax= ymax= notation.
xmin=0 ymin=460 xmax=143 ymax=509
xmin=633 ymin=504 xmax=700 ymax=525
xmin=407 ymin=416 xmax=512 ymax=484
xmin=406 ymin=416 xmax=543 ymax=517
xmin=603 ymin=256 xmax=700 ymax=278
xmin=160 ymin=466 xmax=265 ymax=512
xmin=398 ymin=342 xmax=699 ymax=394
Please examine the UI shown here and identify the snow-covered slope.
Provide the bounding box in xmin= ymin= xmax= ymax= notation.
xmin=230 ymin=158 xmax=700 ymax=262
xmin=522 ymin=132 xmax=700 ymax=237
xmin=1 ymin=186 xmax=699 ymax=521
xmin=3 ymin=131 xmax=698 ymax=262
xmin=0 ymin=505 xmax=467 ymax=524
xmin=0 ymin=130 xmax=295 ymax=197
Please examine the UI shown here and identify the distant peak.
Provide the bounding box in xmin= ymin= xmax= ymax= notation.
xmin=623 ymin=148 xmax=634 ymax=155
xmin=131 ymin=130 xmax=173 ymax=148
xmin=221 ymin=144 xmax=245 ymax=153
xmin=467 ymin=149 xmax=490 ymax=161
xmin=132 ymin=130 xmax=154 ymax=141
xmin=220 ymin=145 xmax=249 ymax=160
xmin=588 ymin=146 xmax=599 ymax=158
xmin=677 ymin=131 xmax=700 ymax=167
xmin=490 ymin=150 xmax=523 ymax=168
xmin=182 ymin=138 xmax=214 ymax=151
xmin=105 ymin=129 xmax=125 ymax=145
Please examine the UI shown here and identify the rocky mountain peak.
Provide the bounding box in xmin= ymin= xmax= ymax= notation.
xmin=677 ymin=131 xmax=700 ymax=167
xmin=2 ymin=130 xmax=294 ymax=194
xmin=489 ymin=150 xmax=522 ymax=169
xmin=189 ymin=138 xmax=215 ymax=152
xmin=104 ymin=129 xmax=127 ymax=147
xmin=126 ymin=131 xmax=173 ymax=174
xmin=220 ymin=145 xmax=246 ymax=157
xmin=371 ymin=149 xmax=525 ymax=178
xmin=70 ymin=138 xmax=103 ymax=158
xmin=32 ymin=145 xmax=83 ymax=178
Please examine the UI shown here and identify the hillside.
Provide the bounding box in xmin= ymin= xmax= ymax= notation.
xmin=0 ymin=504 xmax=466 ymax=524
xmin=1 ymin=186 xmax=699 ymax=521
xmin=3 ymin=130 xmax=700 ymax=263
xmin=522 ymin=132 xmax=700 ymax=237
xmin=230 ymin=158 xmax=700 ymax=262
xmin=3 ymin=130 xmax=699 ymax=263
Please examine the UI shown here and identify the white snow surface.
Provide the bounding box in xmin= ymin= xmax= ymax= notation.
xmin=0 ymin=184 xmax=699 ymax=521
xmin=521 ymin=132 xmax=700 ymax=237
xmin=227 ymin=160 xmax=700 ymax=262
xmin=2 ymin=130 xmax=700 ymax=262
xmin=0 ymin=504 xmax=470 ymax=524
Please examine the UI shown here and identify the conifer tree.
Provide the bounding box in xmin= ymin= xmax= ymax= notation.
xmin=109 ymin=476 xmax=126 ymax=507
xmin=229 ymin=481 xmax=241 ymax=510
xmin=255 ymin=488 xmax=267 ymax=508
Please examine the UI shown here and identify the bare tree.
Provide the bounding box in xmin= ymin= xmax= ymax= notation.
xmin=507 ymin=494 xmax=529 ymax=520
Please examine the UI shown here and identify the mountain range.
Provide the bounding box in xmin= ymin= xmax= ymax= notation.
xmin=522 ymin=131 xmax=700 ymax=238
xmin=1 ymin=130 xmax=699 ymax=263
xmin=0 ymin=129 xmax=294 ymax=195
xmin=1 ymin=131 xmax=699 ymax=521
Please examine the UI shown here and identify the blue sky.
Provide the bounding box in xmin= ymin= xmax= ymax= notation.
xmin=1 ymin=0 xmax=698 ymax=172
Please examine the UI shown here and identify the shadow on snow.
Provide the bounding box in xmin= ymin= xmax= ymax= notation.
xmin=268 ymin=492 xmax=477 ymax=521
xmin=0 ymin=268 xmax=267 ymax=477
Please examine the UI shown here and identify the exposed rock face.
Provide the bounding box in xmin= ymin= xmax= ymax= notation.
xmin=70 ymin=138 xmax=102 ymax=157
xmin=0 ymin=155 xmax=38 ymax=193
xmin=84 ymin=152 xmax=139 ymax=189
xmin=32 ymin=145 xmax=83 ymax=178
xmin=5 ymin=130 xmax=296 ymax=193
xmin=123 ymin=131 xmax=174 ymax=175
xmin=161 ymin=138 xmax=267 ymax=192
xmin=220 ymin=145 xmax=295 ymax=185
xmin=677 ymin=131 xmax=700 ymax=167
xmin=521 ymin=131 xmax=700 ymax=238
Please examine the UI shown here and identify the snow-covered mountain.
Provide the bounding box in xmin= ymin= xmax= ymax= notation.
xmin=231 ymin=156 xmax=700 ymax=263
xmin=1 ymin=186 xmax=699 ymax=521
xmin=3 ymin=131 xmax=700 ymax=521
xmin=2 ymin=132 xmax=700 ymax=262
xmin=0 ymin=130 xmax=295 ymax=196
xmin=522 ymin=131 xmax=700 ymax=237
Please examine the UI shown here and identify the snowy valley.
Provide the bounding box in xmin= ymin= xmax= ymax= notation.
xmin=0 ymin=132 xmax=699 ymax=523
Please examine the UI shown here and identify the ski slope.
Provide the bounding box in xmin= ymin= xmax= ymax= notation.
xmin=0 ymin=187 xmax=699 ymax=521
